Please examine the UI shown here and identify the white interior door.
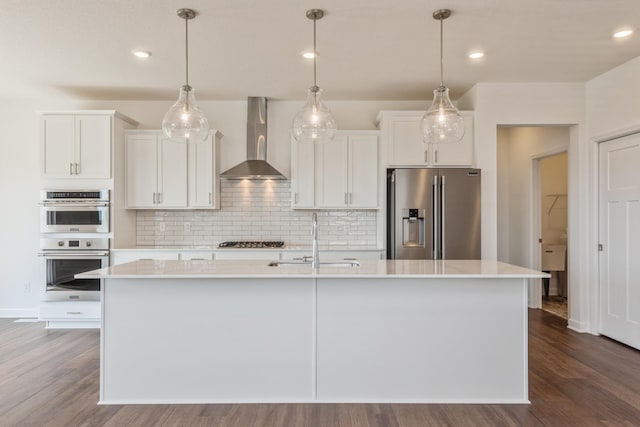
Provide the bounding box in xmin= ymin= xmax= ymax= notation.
xmin=599 ymin=133 xmax=640 ymax=350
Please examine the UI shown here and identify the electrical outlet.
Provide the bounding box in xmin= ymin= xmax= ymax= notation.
xmin=158 ymin=222 xmax=165 ymax=232
xmin=184 ymin=222 xmax=191 ymax=232
xmin=23 ymin=282 xmax=30 ymax=293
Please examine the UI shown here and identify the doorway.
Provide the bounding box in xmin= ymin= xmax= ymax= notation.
xmin=496 ymin=126 xmax=570 ymax=311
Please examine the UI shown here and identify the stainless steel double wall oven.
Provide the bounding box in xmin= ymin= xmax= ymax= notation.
xmin=38 ymin=190 xmax=110 ymax=301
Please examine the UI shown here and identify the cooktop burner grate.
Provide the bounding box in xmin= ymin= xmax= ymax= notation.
xmin=218 ymin=241 xmax=285 ymax=249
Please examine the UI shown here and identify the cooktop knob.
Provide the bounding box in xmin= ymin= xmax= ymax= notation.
xmin=58 ymin=241 xmax=64 ymax=247
xmin=86 ymin=241 xmax=92 ymax=247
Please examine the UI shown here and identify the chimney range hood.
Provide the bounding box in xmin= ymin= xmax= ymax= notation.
xmin=220 ymin=97 xmax=286 ymax=180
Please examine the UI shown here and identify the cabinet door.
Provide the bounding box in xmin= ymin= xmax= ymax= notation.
xmin=291 ymin=139 xmax=315 ymax=208
xmin=126 ymin=134 xmax=158 ymax=208
xmin=432 ymin=114 xmax=474 ymax=166
xmin=189 ymin=135 xmax=217 ymax=208
xmin=76 ymin=115 xmax=112 ymax=178
xmin=318 ymin=136 xmax=349 ymax=208
xmin=42 ymin=115 xmax=75 ymax=177
xmin=388 ymin=116 xmax=428 ymax=166
xmin=348 ymin=135 xmax=378 ymax=208
xmin=158 ymin=137 xmax=188 ymax=208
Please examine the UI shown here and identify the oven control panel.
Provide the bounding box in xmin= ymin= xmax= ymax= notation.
xmin=40 ymin=238 xmax=109 ymax=251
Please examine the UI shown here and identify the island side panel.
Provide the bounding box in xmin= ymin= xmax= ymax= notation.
xmin=101 ymin=277 xmax=315 ymax=404
xmin=316 ymin=277 xmax=528 ymax=403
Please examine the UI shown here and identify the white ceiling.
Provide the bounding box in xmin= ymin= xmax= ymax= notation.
xmin=3 ymin=0 xmax=640 ymax=101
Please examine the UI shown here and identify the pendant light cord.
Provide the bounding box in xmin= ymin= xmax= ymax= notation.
xmin=185 ymin=15 xmax=190 ymax=88
xmin=313 ymin=17 xmax=317 ymax=89
xmin=439 ymin=16 xmax=444 ymax=87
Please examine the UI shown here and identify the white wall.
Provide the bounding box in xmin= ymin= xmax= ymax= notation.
xmin=459 ymin=82 xmax=587 ymax=328
xmin=584 ymin=55 xmax=640 ymax=334
xmin=540 ymin=153 xmax=568 ymax=245
xmin=0 ymin=99 xmax=425 ymax=316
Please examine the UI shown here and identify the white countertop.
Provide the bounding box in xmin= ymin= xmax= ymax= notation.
xmin=79 ymin=259 xmax=549 ymax=279
xmin=111 ymin=245 xmax=383 ymax=252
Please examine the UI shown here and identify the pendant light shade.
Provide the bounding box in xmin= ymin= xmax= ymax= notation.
xmin=292 ymin=9 xmax=337 ymax=143
xmin=162 ymin=8 xmax=209 ymax=142
xmin=421 ymin=9 xmax=465 ymax=144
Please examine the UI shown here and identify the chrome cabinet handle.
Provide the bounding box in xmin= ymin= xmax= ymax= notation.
xmin=294 ymin=192 xmax=298 ymax=204
xmin=158 ymin=193 xmax=162 ymax=204
xmin=153 ymin=192 xmax=157 ymax=204
xmin=434 ymin=150 xmax=438 ymax=164
xmin=425 ymin=150 xmax=428 ymax=163
xmin=76 ymin=163 xmax=80 ymax=175
xmin=208 ymin=192 xmax=212 ymax=204
xmin=349 ymin=193 xmax=352 ymax=204
xmin=66 ymin=311 xmax=82 ymax=315
xmin=70 ymin=162 xmax=73 ymax=175
xmin=345 ymin=193 xmax=348 ymax=204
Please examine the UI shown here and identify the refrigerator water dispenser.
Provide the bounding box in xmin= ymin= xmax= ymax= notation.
xmin=402 ymin=208 xmax=425 ymax=247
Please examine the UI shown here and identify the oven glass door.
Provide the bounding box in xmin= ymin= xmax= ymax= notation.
xmin=45 ymin=255 xmax=106 ymax=291
xmin=41 ymin=206 xmax=109 ymax=233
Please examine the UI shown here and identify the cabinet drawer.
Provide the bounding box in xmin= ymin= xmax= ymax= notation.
xmin=39 ymin=301 xmax=100 ymax=320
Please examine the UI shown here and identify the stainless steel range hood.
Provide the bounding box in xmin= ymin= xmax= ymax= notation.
xmin=220 ymin=97 xmax=286 ymax=180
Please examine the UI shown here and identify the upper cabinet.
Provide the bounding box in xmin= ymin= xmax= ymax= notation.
xmin=40 ymin=111 xmax=138 ymax=179
xmin=125 ymin=130 xmax=221 ymax=209
xmin=291 ymin=131 xmax=379 ymax=209
xmin=376 ymin=111 xmax=474 ymax=167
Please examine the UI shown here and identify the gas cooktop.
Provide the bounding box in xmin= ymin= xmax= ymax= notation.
xmin=218 ymin=241 xmax=285 ymax=249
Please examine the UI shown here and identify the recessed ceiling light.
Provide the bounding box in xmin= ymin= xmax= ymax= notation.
xmin=468 ymin=51 xmax=484 ymax=59
xmin=613 ymin=29 xmax=633 ymax=39
xmin=302 ymin=51 xmax=315 ymax=59
xmin=132 ymin=49 xmax=151 ymax=58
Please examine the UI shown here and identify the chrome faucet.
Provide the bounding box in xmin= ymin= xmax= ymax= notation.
xmin=311 ymin=212 xmax=319 ymax=268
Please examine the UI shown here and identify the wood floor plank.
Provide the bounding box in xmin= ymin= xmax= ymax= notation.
xmin=0 ymin=310 xmax=639 ymax=426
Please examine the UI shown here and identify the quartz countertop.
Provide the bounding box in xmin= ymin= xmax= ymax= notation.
xmin=111 ymin=245 xmax=383 ymax=251
xmin=78 ymin=259 xmax=550 ymax=279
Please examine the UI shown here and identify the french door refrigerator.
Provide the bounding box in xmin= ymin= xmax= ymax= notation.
xmin=387 ymin=168 xmax=481 ymax=259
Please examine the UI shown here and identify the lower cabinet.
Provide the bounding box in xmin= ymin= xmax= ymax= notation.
xmin=112 ymin=249 xmax=384 ymax=264
xmin=39 ymin=301 xmax=100 ymax=329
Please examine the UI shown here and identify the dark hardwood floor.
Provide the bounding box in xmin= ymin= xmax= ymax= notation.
xmin=1 ymin=310 xmax=639 ymax=427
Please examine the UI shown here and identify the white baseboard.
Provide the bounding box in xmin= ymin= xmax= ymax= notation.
xmin=0 ymin=308 xmax=39 ymax=318
xmin=567 ymin=318 xmax=591 ymax=333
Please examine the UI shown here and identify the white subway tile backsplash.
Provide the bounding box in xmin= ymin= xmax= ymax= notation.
xmin=136 ymin=180 xmax=378 ymax=247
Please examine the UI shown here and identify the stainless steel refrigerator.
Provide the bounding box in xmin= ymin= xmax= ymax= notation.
xmin=387 ymin=168 xmax=481 ymax=259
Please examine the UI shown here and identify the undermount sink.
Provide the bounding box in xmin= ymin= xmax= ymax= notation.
xmin=267 ymin=260 xmax=360 ymax=268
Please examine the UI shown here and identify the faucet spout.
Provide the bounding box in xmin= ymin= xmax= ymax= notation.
xmin=311 ymin=212 xmax=319 ymax=268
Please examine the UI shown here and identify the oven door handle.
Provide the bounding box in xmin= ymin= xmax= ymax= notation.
xmin=38 ymin=251 xmax=110 ymax=258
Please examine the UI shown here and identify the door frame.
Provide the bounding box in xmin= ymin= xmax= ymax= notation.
xmin=530 ymin=147 xmax=568 ymax=309
xmin=591 ymin=125 xmax=640 ymax=336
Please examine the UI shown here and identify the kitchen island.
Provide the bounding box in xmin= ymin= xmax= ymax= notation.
xmin=79 ymin=259 xmax=548 ymax=405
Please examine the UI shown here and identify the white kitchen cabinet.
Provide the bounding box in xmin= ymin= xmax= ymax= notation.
xmin=291 ymin=140 xmax=316 ymax=208
xmin=291 ymin=131 xmax=379 ymax=209
xmin=126 ymin=132 xmax=187 ymax=208
xmin=41 ymin=111 xmax=137 ymax=179
xmin=188 ymin=131 xmax=222 ymax=208
xmin=125 ymin=130 xmax=221 ymax=209
xmin=376 ymin=111 xmax=474 ymax=167
xmin=39 ymin=301 xmax=101 ymax=329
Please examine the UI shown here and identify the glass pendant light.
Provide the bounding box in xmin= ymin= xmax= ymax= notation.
xmin=162 ymin=8 xmax=209 ymax=143
xmin=292 ymin=9 xmax=337 ymax=143
xmin=421 ymin=9 xmax=465 ymax=144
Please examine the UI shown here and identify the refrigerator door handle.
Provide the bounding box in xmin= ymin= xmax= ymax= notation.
xmin=432 ymin=175 xmax=438 ymax=260
xmin=441 ymin=175 xmax=446 ymax=259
